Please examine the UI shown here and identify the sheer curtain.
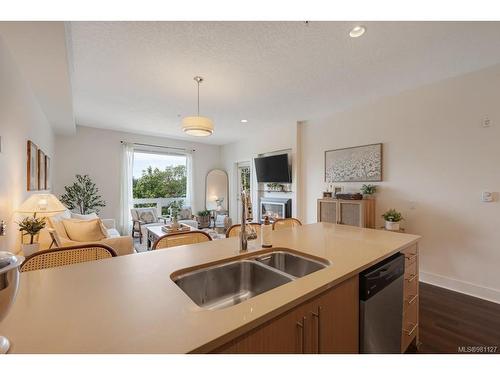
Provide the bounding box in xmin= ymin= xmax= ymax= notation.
xmin=120 ymin=142 xmax=134 ymax=234
xmin=185 ymin=151 xmax=195 ymax=210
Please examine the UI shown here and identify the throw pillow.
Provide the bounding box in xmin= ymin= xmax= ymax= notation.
xmin=47 ymin=211 xmax=72 ymax=239
xmin=70 ymin=212 xmax=99 ymax=221
xmin=138 ymin=209 xmax=156 ymax=224
xmin=179 ymin=208 xmax=192 ymax=220
xmin=62 ymin=219 xmax=108 ymax=242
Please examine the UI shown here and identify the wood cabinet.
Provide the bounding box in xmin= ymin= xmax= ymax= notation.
xmin=400 ymin=243 xmax=419 ymax=352
xmin=214 ymin=276 xmax=359 ymax=354
xmin=317 ymin=198 xmax=375 ymax=228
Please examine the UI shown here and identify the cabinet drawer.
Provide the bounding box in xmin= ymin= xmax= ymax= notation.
xmin=400 ymin=243 xmax=417 ymax=256
xmin=404 ymin=252 xmax=417 ymax=269
xmin=402 ymin=299 xmax=418 ymax=351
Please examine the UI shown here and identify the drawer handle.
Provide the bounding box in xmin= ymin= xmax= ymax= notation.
xmin=405 ymin=254 xmax=417 ymax=262
xmin=406 ymin=274 xmax=417 ymax=283
xmin=406 ymin=295 xmax=418 ymax=305
xmin=403 ymin=323 xmax=418 ymax=336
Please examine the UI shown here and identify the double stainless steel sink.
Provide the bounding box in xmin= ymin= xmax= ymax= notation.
xmin=172 ymin=249 xmax=330 ymax=310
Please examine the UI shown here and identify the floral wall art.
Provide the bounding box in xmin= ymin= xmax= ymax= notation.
xmin=325 ymin=143 xmax=382 ymax=182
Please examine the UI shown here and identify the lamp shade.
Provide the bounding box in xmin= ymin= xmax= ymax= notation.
xmin=181 ymin=116 xmax=214 ymax=136
xmin=16 ymin=194 xmax=67 ymax=216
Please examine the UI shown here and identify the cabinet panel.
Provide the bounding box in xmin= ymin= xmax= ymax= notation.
xmin=318 ymin=200 xmax=337 ymax=223
xmin=339 ymin=202 xmax=362 ymax=226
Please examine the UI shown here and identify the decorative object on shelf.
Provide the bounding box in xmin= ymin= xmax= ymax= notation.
xmin=323 ymin=191 xmax=333 ymax=198
xmin=382 ymin=209 xmax=404 ymax=231
xmin=360 ymin=184 xmax=377 ymax=197
xmin=181 ymin=76 xmax=214 ymax=137
xmin=60 ymin=174 xmax=106 ymax=214
xmin=325 ymin=143 xmax=382 ymax=182
xmin=197 ymin=209 xmax=211 ymax=228
xmin=27 ymin=140 xmax=38 ymax=191
xmin=266 ymin=182 xmax=285 ymax=192
xmin=335 ymin=193 xmax=363 ymax=200
xmin=17 ymin=216 xmax=46 ymax=256
xmin=0 ymin=251 xmax=24 ymax=354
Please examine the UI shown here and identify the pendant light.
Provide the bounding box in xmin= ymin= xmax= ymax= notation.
xmin=181 ymin=76 xmax=214 ymax=136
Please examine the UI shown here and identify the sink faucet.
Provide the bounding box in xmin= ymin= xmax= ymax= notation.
xmin=240 ymin=191 xmax=248 ymax=251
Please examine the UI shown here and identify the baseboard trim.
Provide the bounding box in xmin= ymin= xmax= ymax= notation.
xmin=420 ymin=271 xmax=500 ymax=304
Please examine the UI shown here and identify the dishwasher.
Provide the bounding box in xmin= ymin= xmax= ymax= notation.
xmin=359 ymin=252 xmax=404 ymax=353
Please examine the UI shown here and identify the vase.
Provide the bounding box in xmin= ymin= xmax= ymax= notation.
xmin=171 ymin=216 xmax=180 ymax=229
xmin=385 ymin=221 xmax=400 ymax=231
xmin=21 ymin=243 xmax=39 ymax=257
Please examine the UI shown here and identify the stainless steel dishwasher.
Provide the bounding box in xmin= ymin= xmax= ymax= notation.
xmin=359 ymin=253 xmax=404 ymax=353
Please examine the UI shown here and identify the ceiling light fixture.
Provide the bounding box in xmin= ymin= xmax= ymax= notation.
xmin=240 ymin=119 xmax=248 ymax=123
xmin=349 ymin=25 xmax=366 ymax=38
xmin=181 ymin=76 xmax=214 ymax=137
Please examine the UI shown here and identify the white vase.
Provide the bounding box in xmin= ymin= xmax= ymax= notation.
xmin=385 ymin=221 xmax=400 ymax=231
xmin=21 ymin=243 xmax=39 ymax=257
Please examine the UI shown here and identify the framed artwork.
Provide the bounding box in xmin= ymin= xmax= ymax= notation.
xmin=27 ymin=140 xmax=38 ymax=191
xmin=45 ymin=155 xmax=51 ymax=190
xmin=325 ymin=143 xmax=382 ymax=182
xmin=38 ymin=149 xmax=46 ymax=190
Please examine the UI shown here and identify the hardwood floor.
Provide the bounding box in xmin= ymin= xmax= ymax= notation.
xmin=409 ymin=282 xmax=500 ymax=354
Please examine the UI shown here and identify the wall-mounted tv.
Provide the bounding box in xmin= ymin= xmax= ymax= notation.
xmin=254 ymin=154 xmax=291 ymax=183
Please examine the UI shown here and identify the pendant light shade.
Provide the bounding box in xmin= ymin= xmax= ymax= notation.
xmin=182 ymin=76 xmax=214 ymax=137
xmin=181 ymin=116 xmax=214 ymax=136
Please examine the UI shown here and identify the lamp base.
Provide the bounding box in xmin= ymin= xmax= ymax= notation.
xmin=0 ymin=336 xmax=10 ymax=354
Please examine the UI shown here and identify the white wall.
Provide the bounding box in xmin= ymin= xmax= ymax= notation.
xmin=220 ymin=123 xmax=298 ymax=224
xmin=301 ymin=63 xmax=500 ymax=303
xmin=0 ymin=36 xmax=55 ymax=253
xmin=54 ymin=126 xmax=222 ymax=225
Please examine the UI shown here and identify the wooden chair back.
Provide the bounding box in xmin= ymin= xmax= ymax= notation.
xmin=272 ymin=218 xmax=303 ymax=230
xmin=20 ymin=244 xmax=117 ymax=272
xmin=152 ymin=231 xmax=212 ymax=250
xmin=226 ymin=223 xmax=262 ymax=238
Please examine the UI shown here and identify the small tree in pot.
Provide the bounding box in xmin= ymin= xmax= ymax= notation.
xmin=18 ymin=216 xmax=46 ymax=256
xmin=382 ymin=209 xmax=404 ymax=231
xmin=197 ymin=210 xmax=211 ymax=228
xmin=60 ymin=174 xmax=106 ymax=214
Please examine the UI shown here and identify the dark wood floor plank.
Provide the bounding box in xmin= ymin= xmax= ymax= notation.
xmin=415 ymin=282 xmax=500 ymax=354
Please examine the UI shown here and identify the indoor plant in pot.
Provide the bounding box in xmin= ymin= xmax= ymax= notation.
xmin=197 ymin=210 xmax=211 ymax=228
xmin=169 ymin=200 xmax=183 ymax=229
xmin=360 ymin=184 xmax=377 ymax=198
xmin=18 ymin=216 xmax=46 ymax=256
xmin=382 ymin=209 xmax=403 ymax=231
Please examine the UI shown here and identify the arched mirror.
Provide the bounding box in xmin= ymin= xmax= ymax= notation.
xmin=205 ymin=169 xmax=229 ymax=211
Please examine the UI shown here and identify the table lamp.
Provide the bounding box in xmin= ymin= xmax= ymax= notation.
xmin=16 ymin=193 xmax=67 ymax=217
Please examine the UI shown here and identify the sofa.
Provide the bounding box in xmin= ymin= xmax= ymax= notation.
xmin=131 ymin=207 xmax=198 ymax=244
xmin=43 ymin=211 xmax=135 ymax=256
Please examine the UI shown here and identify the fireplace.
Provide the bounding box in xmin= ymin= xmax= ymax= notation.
xmin=260 ymin=198 xmax=292 ymax=222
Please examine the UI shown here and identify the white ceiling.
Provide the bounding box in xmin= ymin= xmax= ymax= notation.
xmin=69 ymin=21 xmax=500 ymax=145
xmin=0 ymin=22 xmax=75 ymax=134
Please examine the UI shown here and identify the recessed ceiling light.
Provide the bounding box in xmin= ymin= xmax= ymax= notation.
xmin=240 ymin=119 xmax=248 ymax=123
xmin=349 ymin=25 xmax=366 ymax=38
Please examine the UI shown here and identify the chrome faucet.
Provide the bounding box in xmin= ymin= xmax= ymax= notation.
xmin=240 ymin=191 xmax=248 ymax=251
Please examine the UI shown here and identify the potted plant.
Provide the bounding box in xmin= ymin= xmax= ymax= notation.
xmin=382 ymin=209 xmax=404 ymax=231
xmin=18 ymin=216 xmax=46 ymax=256
xmin=197 ymin=210 xmax=211 ymax=228
xmin=168 ymin=200 xmax=183 ymax=229
xmin=360 ymin=184 xmax=377 ymax=198
xmin=60 ymin=174 xmax=106 ymax=214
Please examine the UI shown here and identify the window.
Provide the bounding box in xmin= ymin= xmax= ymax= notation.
xmin=132 ymin=150 xmax=188 ymax=215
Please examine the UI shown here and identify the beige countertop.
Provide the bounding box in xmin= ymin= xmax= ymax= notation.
xmin=0 ymin=223 xmax=420 ymax=353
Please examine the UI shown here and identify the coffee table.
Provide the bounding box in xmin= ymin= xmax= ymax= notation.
xmin=146 ymin=224 xmax=196 ymax=250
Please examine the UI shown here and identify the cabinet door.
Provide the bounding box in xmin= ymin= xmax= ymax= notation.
xmin=313 ymin=276 xmax=359 ymax=353
xmin=215 ymin=301 xmax=314 ymax=354
xmin=338 ymin=201 xmax=362 ymax=227
xmin=318 ymin=200 xmax=337 ymax=223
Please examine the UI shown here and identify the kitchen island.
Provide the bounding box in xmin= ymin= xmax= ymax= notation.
xmin=0 ymin=223 xmax=420 ymax=353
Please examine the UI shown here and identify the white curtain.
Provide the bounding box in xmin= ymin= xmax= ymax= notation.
xmin=120 ymin=142 xmax=134 ymax=234
xmin=185 ymin=151 xmax=195 ymax=210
